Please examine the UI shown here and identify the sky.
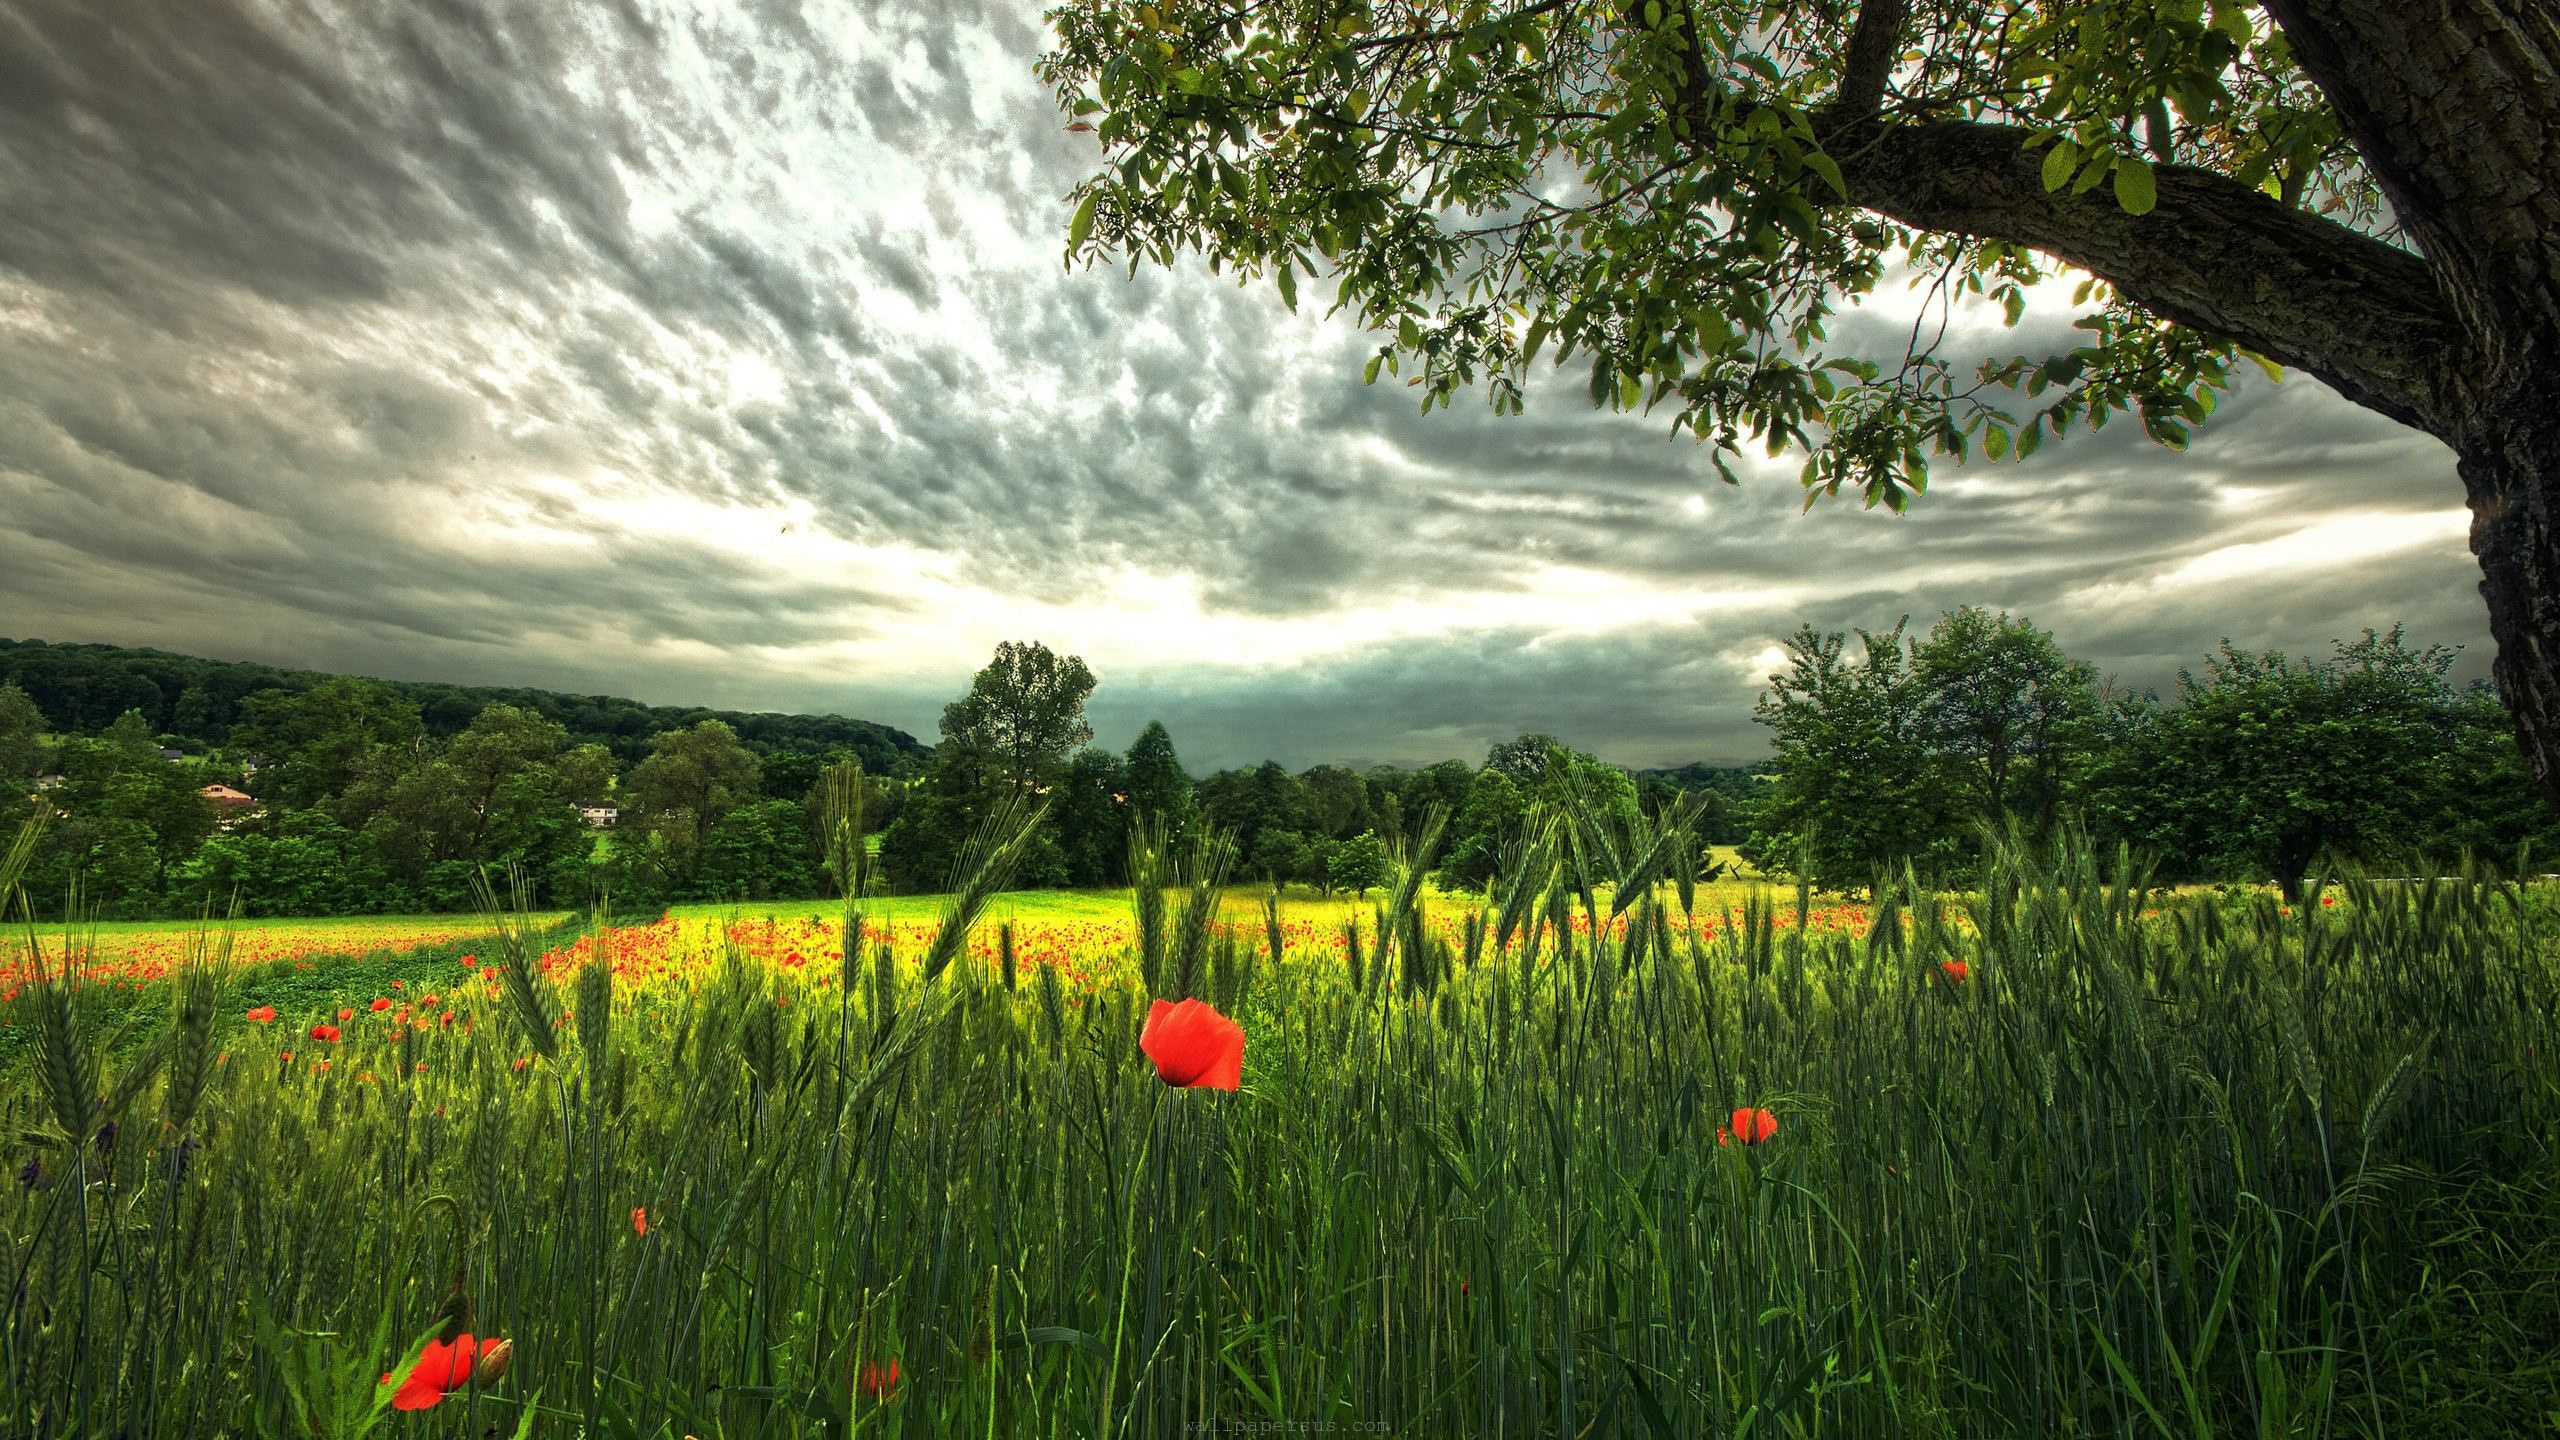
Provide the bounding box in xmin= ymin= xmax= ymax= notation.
xmin=0 ymin=0 xmax=2493 ymax=772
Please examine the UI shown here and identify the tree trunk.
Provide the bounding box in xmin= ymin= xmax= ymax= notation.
xmin=2256 ymin=0 xmax=2560 ymax=809
xmin=2455 ymin=409 xmax=2560 ymax=806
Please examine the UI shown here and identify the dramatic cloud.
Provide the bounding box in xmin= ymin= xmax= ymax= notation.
xmin=0 ymin=0 xmax=2489 ymax=769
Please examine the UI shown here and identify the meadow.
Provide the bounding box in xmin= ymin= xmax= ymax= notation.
xmin=2 ymin=813 xmax=2555 ymax=1438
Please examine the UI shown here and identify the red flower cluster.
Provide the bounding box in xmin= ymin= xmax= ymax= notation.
xmin=382 ymin=1333 xmax=508 ymax=1410
xmin=1938 ymin=960 xmax=1969 ymax=985
xmin=369 ymin=998 xmax=392 ymax=1012
xmin=860 ymin=1357 xmax=901 ymax=1401
xmin=1718 ymin=1107 xmax=1778 ymax=1147
xmin=308 ymin=1023 xmax=340 ymax=1043
xmin=1139 ymin=998 xmax=1245 ymax=1090
xmin=245 ymin=1005 xmax=276 ymax=1024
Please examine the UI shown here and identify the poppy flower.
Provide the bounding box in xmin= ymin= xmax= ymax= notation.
xmin=337 ymin=1007 xmax=355 ymax=1022
xmin=1937 ymin=960 xmax=1969 ymax=985
xmin=1717 ymin=1107 xmax=1778 ymax=1147
xmin=309 ymin=1023 xmax=340 ymax=1042
xmin=382 ymin=1332 xmax=503 ymax=1410
xmin=370 ymin=998 xmax=392 ymax=1012
xmin=1139 ymin=998 xmax=1245 ymax=1090
xmin=245 ymin=1005 xmax=276 ymax=1024
xmin=631 ymin=1206 xmax=648 ymax=1236
xmin=860 ymin=1357 xmax=901 ymax=1401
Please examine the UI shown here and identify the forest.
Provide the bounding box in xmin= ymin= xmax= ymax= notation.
xmin=1 ymin=614 xmax=2548 ymax=921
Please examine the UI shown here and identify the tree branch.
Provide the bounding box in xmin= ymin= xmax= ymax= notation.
xmin=1831 ymin=0 xmax=1908 ymax=118
xmin=1813 ymin=115 xmax=2460 ymax=435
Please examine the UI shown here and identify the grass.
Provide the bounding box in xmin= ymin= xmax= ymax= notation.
xmin=3 ymin=823 xmax=2555 ymax=1437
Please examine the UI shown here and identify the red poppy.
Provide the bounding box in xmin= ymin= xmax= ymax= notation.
xmin=631 ymin=1206 xmax=648 ymax=1236
xmin=337 ymin=1007 xmax=355 ymax=1022
xmin=309 ymin=1023 xmax=340 ymax=1043
xmin=1139 ymin=998 xmax=1245 ymax=1090
xmin=370 ymin=998 xmax=392 ymax=1012
xmin=382 ymin=1332 xmax=502 ymax=1410
xmin=245 ymin=1005 xmax=276 ymax=1024
xmin=860 ymin=1357 xmax=901 ymax=1401
xmin=1717 ymin=1107 xmax=1778 ymax=1147
xmin=1937 ymin=960 xmax=1969 ymax=985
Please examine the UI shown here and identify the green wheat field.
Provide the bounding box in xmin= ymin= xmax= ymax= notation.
xmin=3 ymin=808 xmax=2556 ymax=1438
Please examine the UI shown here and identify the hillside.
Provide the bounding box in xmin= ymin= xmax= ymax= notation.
xmin=0 ymin=637 xmax=931 ymax=774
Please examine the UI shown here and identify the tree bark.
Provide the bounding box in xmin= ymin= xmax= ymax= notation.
xmin=2256 ymin=0 xmax=2560 ymax=809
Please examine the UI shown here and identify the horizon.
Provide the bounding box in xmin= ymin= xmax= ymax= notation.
xmin=0 ymin=1 xmax=2494 ymax=774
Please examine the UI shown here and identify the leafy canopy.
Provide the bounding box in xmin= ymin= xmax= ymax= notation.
xmin=1040 ymin=0 xmax=2370 ymax=508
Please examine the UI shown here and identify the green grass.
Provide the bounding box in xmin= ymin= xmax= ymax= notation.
xmin=4 ymin=839 xmax=2555 ymax=1437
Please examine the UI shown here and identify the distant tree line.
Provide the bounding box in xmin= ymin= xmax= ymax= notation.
xmin=0 ymin=638 xmax=931 ymax=772
xmin=0 ymin=656 xmax=920 ymax=917
xmin=872 ymin=641 xmax=1755 ymax=898
xmin=1746 ymin=610 xmax=2558 ymax=899
xmin=18 ymin=613 xmax=2508 ymax=920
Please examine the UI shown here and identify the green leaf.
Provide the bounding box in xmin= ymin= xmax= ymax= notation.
xmin=1068 ymin=191 xmax=1099 ymax=252
xmin=2112 ymin=156 xmax=2158 ymax=216
xmin=1275 ymin=259 xmax=1298 ymax=311
xmin=1802 ymin=149 xmax=1846 ymax=199
xmin=2040 ymin=139 xmax=2078 ymax=193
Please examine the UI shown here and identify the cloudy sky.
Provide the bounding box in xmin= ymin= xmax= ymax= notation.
xmin=0 ymin=0 xmax=2491 ymax=771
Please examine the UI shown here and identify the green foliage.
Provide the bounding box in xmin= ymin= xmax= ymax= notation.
xmin=696 ymin=799 xmax=822 ymax=902
xmin=0 ymin=681 xmax=46 ymax=785
xmin=1037 ymin=0 xmax=2361 ymax=509
xmin=1745 ymin=621 xmax=1959 ymax=887
xmin=882 ymin=643 xmax=1101 ymax=894
xmin=1051 ymin=746 xmax=1132 ymax=887
xmin=1121 ymin=719 xmax=1195 ymax=835
xmin=1326 ymin=830 xmax=1391 ymax=897
xmin=938 ymin=640 xmax=1097 ymax=793
xmin=1911 ymin=606 xmax=2102 ymax=838
xmin=0 ymin=636 xmax=930 ymax=774
xmin=611 ymin=720 xmax=763 ymax=898
xmin=2082 ymin=628 xmax=2528 ymax=898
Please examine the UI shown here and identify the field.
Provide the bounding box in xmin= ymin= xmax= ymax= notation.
xmin=0 ymin=914 xmax=561 ymax=997
xmin=3 ymin=840 xmax=2555 ymax=1437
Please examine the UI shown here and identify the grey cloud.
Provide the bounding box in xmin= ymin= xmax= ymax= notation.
xmin=0 ymin=0 xmax=2497 ymax=774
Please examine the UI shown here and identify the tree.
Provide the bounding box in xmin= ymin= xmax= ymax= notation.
xmin=1911 ymin=608 xmax=2100 ymax=839
xmin=1328 ymin=831 xmax=1393 ymax=898
xmin=617 ymin=720 xmax=761 ymax=890
xmin=2083 ymin=628 xmax=2471 ymax=900
xmin=697 ymin=799 xmax=822 ymax=901
xmin=230 ymin=678 xmax=424 ymax=812
xmin=1054 ymin=746 xmax=1133 ymax=886
xmin=1439 ymin=767 xmax=1527 ymax=891
xmin=1041 ymin=1 xmax=2560 ymax=813
xmin=940 ymin=641 xmax=1098 ymax=793
xmin=1744 ymin=622 xmax=1954 ymax=887
xmin=1198 ymin=760 xmax=1313 ymax=868
xmin=1299 ymin=763 xmax=1374 ymax=840
xmin=0 ymin=681 xmax=47 ymax=784
xmin=881 ymin=643 xmax=1099 ymax=894
xmin=1123 ymin=720 xmax=1195 ymax=833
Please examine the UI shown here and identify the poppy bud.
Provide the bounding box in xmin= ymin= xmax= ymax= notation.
xmin=475 ymin=1338 xmax=514 ymax=1387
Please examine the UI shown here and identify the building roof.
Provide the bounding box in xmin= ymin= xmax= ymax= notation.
xmin=198 ymin=784 xmax=257 ymax=805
